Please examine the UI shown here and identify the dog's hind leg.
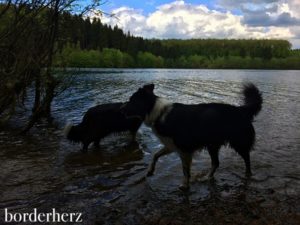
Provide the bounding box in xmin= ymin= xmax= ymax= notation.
xmin=147 ymin=147 xmax=172 ymax=176
xmin=93 ymin=139 xmax=101 ymax=148
xmin=179 ymin=152 xmax=192 ymax=190
xmin=82 ymin=138 xmax=92 ymax=153
xmin=207 ymin=145 xmax=220 ymax=178
xmin=231 ymin=125 xmax=254 ymax=177
xmin=239 ymin=151 xmax=252 ymax=177
xmin=231 ymin=144 xmax=252 ymax=177
xmin=130 ymin=131 xmax=137 ymax=142
xmin=82 ymin=143 xmax=89 ymax=152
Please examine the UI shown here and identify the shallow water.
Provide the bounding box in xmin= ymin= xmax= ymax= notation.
xmin=1 ymin=69 xmax=300 ymax=224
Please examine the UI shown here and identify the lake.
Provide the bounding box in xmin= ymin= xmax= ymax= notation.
xmin=1 ymin=69 xmax=300 ymax=224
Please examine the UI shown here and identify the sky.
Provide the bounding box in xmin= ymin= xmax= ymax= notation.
xmin=96 ymin=0 xmax=300 ymax=48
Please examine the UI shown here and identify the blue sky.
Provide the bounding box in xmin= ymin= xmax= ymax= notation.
xmin=101 ymin=0 xmax=216 ymax=14
xmin=96 ymin=0 xmax=300 ymax=48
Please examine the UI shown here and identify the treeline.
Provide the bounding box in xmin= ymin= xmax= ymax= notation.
xmin=57 ymin=12 xmax=292 ymax=60
xmin=54 ymin=44 xmax=164 ymax=68
xmin=54 ymin=45 xmax=300 ymax=69
xmin=53 ymin=12 xmax=300 ymax=69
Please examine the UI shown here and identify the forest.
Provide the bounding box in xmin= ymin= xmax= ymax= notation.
xmin=52 ymin=12 xmax=300 ymax=69
xmin=1 ymin=3 xmax=300 ymax=70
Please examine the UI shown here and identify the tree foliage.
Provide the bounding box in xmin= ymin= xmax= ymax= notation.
xmin=0 ymin=1 xmax=102 ymax=131
xmin=51 ymin=11 xmax=299 ymax=69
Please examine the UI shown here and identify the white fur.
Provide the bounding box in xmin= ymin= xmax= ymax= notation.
xmin=144 ymin=98 xmax=172 ymax=127
xmin=144 ymin=97 xmax=178 ymax=152
xmin=63 ymin=123 xmax=73 ymax=137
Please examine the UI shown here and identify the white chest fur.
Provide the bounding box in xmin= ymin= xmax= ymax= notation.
xmin=144 ymin=97 xmax=180 ymax=151
xmin=144 ymin=98 xmax=172 ymax=126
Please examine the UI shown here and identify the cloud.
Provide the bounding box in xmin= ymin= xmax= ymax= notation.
xmin=284 ymin=0 xmax=300 ymax=18
xmin=101 ymin=7 xmax=148 ymax=35
xmin=217 ymin=0 xmax=279 ymax=10
xmin=291 ymin=27 xmax=300 ymax=38
xmin=218 ymin=0 xmax=300 ymax=27
xmin=103 ymin=1 xmax=257 ymax=39
xmin=243 ymin=11 xmax=300 ymax=27
xmin=99 ymin=0 xmax=300 ymax=48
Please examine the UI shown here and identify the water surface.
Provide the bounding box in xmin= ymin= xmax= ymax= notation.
xmin=1 ymin=69 xmax=300 ymax=224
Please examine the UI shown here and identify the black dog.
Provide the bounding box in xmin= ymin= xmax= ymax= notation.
xmin=64 ymin=103 xmax=142 ymax=152
xmin=121 ymin=83 xmax=262 ymax=190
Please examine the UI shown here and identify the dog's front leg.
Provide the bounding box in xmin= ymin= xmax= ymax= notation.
xmin=130 ymin=131 xmax=137 ymax=142
xmin=207 ymin=146 xmax=220 ymax=178
xmin=147 ymin=147 xmax=172 ymax=176
xmin=179 ymin=152 xmax=192 ymax=191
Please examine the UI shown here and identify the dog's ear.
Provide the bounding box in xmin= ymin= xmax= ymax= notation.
xmin=143 ymin=84 xmax=155 ymax=93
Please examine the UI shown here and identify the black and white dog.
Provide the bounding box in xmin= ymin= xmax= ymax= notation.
xmin=64 ymin=103 xmax=142 ymax=152
xmin=121 ymin=83 xmax=262 ymax=190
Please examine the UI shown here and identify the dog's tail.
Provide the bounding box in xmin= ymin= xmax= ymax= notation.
xmin=64 ymin=122 xmax=83 ymax=143
xmin=241 ymin=83 xmax=263 ymax=120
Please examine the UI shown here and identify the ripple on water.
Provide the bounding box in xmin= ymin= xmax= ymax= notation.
xmin=1 ymin=69 xmax=300 ymax=224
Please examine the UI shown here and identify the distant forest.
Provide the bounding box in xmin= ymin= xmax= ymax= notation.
xmin=53 ymin=12 xmax=300 ymax=69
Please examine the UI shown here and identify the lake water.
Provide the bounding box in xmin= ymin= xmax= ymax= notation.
xmin=1 ymin=69 xmax=300 ymax=224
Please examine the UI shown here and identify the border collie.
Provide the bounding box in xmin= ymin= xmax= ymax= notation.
xmin=64 ymin=103 xmax=142 ymax=152
xmin=121 ymin=83 xmax=262 ymax=190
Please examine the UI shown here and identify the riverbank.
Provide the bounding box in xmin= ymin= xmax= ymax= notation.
xmin=1 ymin=122 xmax=299 ymax=225
xmin=95 ymin=180 xmax=300 ymax=225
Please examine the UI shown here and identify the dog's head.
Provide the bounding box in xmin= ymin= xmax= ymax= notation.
xmin=121 ymin=84 xmax=156 ymax=120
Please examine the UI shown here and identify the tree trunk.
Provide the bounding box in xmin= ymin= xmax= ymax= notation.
xmin=23 ymin=0 xmax=60 ymax=132
xmin=32 ymin=69 xmax=41 ymax=113
xmin=43 ymin=72 xmax=57 ymax=122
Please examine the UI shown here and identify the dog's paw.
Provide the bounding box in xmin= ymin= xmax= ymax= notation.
xmin=245 ymin=171 xmax=252 ymax=177
xmin=93 ymin=144 xmax=100 ymax=149
xmin=146 ymin=165 xmax=155 ymax=176
xmin=81 ymin=148 xmax=88 ymax=153
xmin=146 ymin=170 xmax=154 ymax=177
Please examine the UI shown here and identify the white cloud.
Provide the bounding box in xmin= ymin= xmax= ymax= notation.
xmin=101 ymin=7 xmax=148 ymax=35
xmin=287 ymin=0 xmax=300 ymax=18
xmin=99 ymin=0 xmax=300 ymax=48
xmin=217 ymin=0 xmax=279 ymax=10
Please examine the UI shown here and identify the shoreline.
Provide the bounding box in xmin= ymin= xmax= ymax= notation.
xmin=54 ymin=67 xmax=300 ymax=72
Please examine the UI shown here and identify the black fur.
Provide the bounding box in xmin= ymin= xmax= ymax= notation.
xmin=65 ymin=103 xmax=142 ymax=152
xmin=122 ymin=83 xmax=263 ymax=189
